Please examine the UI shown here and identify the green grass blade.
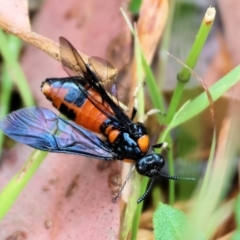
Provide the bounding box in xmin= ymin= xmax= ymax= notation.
xmin=165 ymin=7 xmax=216 ymax=125
xmin=0 ymin=35 xmax=23 ymax=156
xmin=141 ymin=55 xmax=165 ymax=114
xmin=0 ymin=150 xmax=47 ymax=220
xmin=166 ymin=65 xmax=240 ymax=131
xmin=0 ymin=31 xmax=34 ymax=107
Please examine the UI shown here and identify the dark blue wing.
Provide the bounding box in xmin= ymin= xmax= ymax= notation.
xmin=0 ymin=107 xmax=121 ymax=160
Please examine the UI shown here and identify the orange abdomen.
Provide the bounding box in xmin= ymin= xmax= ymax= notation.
xmin=41 ymin=79 xmax=110 ymax=133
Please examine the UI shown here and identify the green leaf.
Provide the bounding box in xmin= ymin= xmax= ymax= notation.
xmin=153 ymin=203 xmax=206 ymax=240
xmin=153 ymin=203 xmax=186 ymax=240
xmin=153 ymin=203 xmax=187 ymax=240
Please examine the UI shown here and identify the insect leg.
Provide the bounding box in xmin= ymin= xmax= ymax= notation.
xmin=143 ymin=109 xmax=162 ymax=122
xmin=131 ymin=81 xmax=146 ymax=121
xmin=130 ymin=107 xmax=137 ymax=121
xmin=112 ymin=165 xmax=135 ymax=203
xmin=152 ymin=142 xmax=169 ymax=151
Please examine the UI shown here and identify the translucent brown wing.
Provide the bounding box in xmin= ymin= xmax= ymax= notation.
xmin=59 ymin=37 xmax=132 ymax=125
xmin=88 ymin=56 xmax=117 ymax=82
xmin=89 ymin=56 xmax=129 ymax=110
xmin=59 ymin=37 xmax=87 ymax=78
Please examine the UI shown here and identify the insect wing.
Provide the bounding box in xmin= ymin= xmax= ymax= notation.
xmin=89 ymin=57 xmax=129 ymax=109
xmin=59 ymin=37 xmax=131 ymax=126
xmin=59 ymin=37 xmax=114 ymax=118
xmin=0 ymin=107 xmax=120 ymax=160
xmin=59 ymin=37 xmax=87 ymax=78
xmin=88 ymin=56 xmax=117 ymax=83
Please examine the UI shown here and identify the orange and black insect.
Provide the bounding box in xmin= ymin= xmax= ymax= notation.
xmin=0 ymin=37 xmax=190 ymax=203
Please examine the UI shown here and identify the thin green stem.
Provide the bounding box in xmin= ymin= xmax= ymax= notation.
xmin=131 ymin=176 xmax=148 ymax=240
xmin=166 ymin=136 xmax=175 ymax=205
xmin=164 ymin=8 xmax=215 ymax=125
xmin=0 ymin=150 xmax=47 ymax=219
xmin=131 ymin=27 xmax=146 ymax=240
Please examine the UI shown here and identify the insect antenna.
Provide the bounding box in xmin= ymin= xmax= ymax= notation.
xmin=137 ymin=177 xmax=154 ymax=203
xmin=159 ymin=173 xmax=195 ymax=181
xmin=112 ymin=165 xmax=135 ymax=203
xmin=137 ymin=174 xmax=195 ymax=204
